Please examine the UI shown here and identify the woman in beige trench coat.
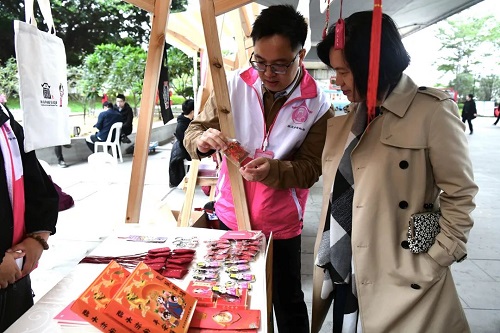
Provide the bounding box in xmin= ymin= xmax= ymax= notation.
xmin=311 ymin=12 xmax=478 ymax=333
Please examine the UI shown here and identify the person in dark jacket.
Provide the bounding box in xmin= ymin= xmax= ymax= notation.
xmin=86 ymin=102 xmax=123 ymax=152
xmin=115 ymin=94 xmax=133 ymax=143
xmin=169 ymin=99 xmax=194 ymax=187
xmin=0 ymin=104 xmax=58 ymax=331
xmin=461 ymin=93 xmax=477 ymax=134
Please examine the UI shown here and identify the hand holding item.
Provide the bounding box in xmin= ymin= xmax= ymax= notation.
xmin=197 ymin=128 xmax=227 ymax=153
xmin=239 ymin=157 xmax=270 ymax=182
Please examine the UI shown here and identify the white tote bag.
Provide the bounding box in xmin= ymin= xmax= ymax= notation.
xmin=14 ymin=0 xmax=70 ymax=152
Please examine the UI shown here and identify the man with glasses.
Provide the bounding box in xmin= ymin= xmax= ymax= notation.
xmin=184 ymin=5 xmax=333 ymax=332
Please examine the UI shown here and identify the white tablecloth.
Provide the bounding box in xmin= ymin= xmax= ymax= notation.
xmin=5 ymin=224 xmax=268 ymax=332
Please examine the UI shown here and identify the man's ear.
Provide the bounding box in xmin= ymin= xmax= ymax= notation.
xmin=298 ymin=48 xmax=306 ymax=63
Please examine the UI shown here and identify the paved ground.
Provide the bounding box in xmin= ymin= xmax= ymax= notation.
xmin=30 ymin=116 xmax=500 ymax=332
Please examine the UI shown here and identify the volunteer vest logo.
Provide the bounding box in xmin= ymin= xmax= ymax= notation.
xmin=40 ymin=83 xmax=58 ymax=106
xmin=291 ymin=101 xmax=312 ymax=124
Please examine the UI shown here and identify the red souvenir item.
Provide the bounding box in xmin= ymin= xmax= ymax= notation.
xmin=190 ymin=308 xmax=260 ymax=330
xmin=173 ymin=248 xmax=197 ymax=255
xmin=215 ymin=288 xmax=249 ymax=310
xmin=144 ymin=256 xmax=167 ymax=264
xmin=148 ymin=246 xmax=171 ymax=254
xmin=162 ymin=268 xmax=189 ymax=279
xmin=169 ymin=257 xmax=195 ymax=265
xmin=105 ymin=262 xmax=197 ymax=332
xmin=70 ymin=261 xmax=131 ymax=332
xmin=334 ymin=0 xmax=345 ymax=50
xmin=186 ymin=280 xmax=216 ymax=307
xmin=222 ymin=139 xmax=250 ymax=167
xmin=146 ymin=262 xmax=165 ymax=271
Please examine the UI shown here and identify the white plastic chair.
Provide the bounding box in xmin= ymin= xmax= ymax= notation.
xmin=94 ymin=122 xmax=123 ymax=163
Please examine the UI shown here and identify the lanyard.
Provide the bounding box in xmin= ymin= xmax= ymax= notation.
xmin=260 ymin=98 xmax=284 ymax=152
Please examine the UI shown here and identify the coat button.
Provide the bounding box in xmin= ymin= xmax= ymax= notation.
xmin=411 ymin=283 xmax=421 ymax=289
xmin=401 ymin=241 xmax=409 ymax=249
xmin=399 ymin=201 xmax=409 ymax=209
xmin=418 ymin=86 xmax=427 ymax=91
xmin=399 ymin=160 xmax=409 ymax=169
xmin=424 ymin=203 xmax=430 ymax=209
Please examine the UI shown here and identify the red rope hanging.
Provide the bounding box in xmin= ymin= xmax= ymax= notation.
xmin=367 ymin=0 xmax=383 ymax=123
xmin=322 ymin=0 xmax=331 ymax=39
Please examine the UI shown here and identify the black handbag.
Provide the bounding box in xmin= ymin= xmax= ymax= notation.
xmin=407 ymin=211 xmax=441 ymax=254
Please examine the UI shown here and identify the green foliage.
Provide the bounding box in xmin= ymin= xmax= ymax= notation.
xmin=80 ymin=44 xmax=146 ymax=111
xmin=171 ymin=95 xmax=185 ymax=105
xmin=435 ymin=15 xmax=500 ymax=100
xmin=0 ymin=57 xmax=18 ymax=100
xmin=167 ymin=47 xmax=194 ymax=98
xmin=0 ymin=0 xmax=187 ymax=66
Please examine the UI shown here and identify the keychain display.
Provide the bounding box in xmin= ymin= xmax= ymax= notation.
xmin=229 ymin=273 xmax=256 ymax=282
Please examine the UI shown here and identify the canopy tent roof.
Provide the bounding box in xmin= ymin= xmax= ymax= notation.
xmin=162 ymin=0 xmax=483 ymax=63
xmin=256 ymin=0 xmax=483 ymax=61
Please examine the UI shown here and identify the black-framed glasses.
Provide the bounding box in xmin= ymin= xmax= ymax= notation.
xmin=249 ymin=51 xmax=300 ymax=74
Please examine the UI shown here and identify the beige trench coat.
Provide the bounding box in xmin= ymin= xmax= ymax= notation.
xmin=312 ymin=75 xmax=478 ymax=333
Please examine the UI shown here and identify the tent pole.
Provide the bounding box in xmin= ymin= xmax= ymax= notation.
xmin=125 ymin=0 xmax=172 ymax=223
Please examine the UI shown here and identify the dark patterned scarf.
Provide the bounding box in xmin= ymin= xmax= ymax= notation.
xmin=316 ymin=105 xmax=368 ymax=332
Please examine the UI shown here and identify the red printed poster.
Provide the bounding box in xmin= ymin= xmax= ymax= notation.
xmin=105 ymin=261 xmax=197 ymax=333
xmin=70 ymin=260 xmax=131 ymax=332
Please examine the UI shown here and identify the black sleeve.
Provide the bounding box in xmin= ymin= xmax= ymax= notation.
xmin=175 ymin=121 xmax=189 ymax=144
xmin=123 ymin=105 xmax=134 ymax=128
xmin=9 ymin=115 xmax=58 ymax=235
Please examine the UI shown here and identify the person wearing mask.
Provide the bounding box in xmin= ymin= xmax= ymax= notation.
xmin=115 ymin=94 xmax=133 ymax=143
xmin=0 ymin=103 xmax=58 ymax=331
xmin=312 ymin=11 xmax=478 ymax=332
xmin=184 ymin=5 xmax=334 ymax=332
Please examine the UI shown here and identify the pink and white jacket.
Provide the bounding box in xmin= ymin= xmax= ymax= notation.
xmin=215 ymin=66 xmax=331 ymax=239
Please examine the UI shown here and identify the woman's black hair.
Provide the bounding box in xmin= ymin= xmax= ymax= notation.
xmin=251 ymin=5 xmax=307 ymax=52
xmin=317 ymin=11 xmax=411 ymax=100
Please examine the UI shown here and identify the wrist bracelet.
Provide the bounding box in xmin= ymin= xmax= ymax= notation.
xmin=26 ymin=233 xmax=49 ymax=250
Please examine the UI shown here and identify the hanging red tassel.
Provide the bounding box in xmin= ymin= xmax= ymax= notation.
xmin=367 ymin=1 xmax=383 ymax=123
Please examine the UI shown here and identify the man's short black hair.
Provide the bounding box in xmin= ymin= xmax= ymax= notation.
xmin=182 ymin=99 xmax=195 ymax=115
xmin=116 ymin=93 xmax=126 ymax=100
xmin=251 ymin=5 xmax=307 ymax=52
xmin=102 ymin=101 xmax=113 ymax=108
xmin=468 ymin=94 xmax=474 ymax=99
xmin=317 ymin=11 xmax=411 ymax=101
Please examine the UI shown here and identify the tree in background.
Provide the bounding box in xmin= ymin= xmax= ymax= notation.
xmin=80 ymin=44 xmax=146 ymax=113
xmin=435 ymin=14 xmax=500 ymax=101
xmin=0 ymin=57 xmax=18 ymax=101
xmin=167 ymin=47 xmax=194 ymax=99
xmin=0 ymin=0 xmax=187 ymax=66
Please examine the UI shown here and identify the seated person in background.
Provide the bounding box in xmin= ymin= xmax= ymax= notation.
xmin=169 ymin=99 xmax=195 ymax=187
xmin=115 ymin=94 xmax=133 ymax=144
xmin=86 ymin=102 xmax=122 ymax=152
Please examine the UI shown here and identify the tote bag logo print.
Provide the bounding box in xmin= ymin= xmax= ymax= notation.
xmin=39 ymin=82 xmax=64 ymax=106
